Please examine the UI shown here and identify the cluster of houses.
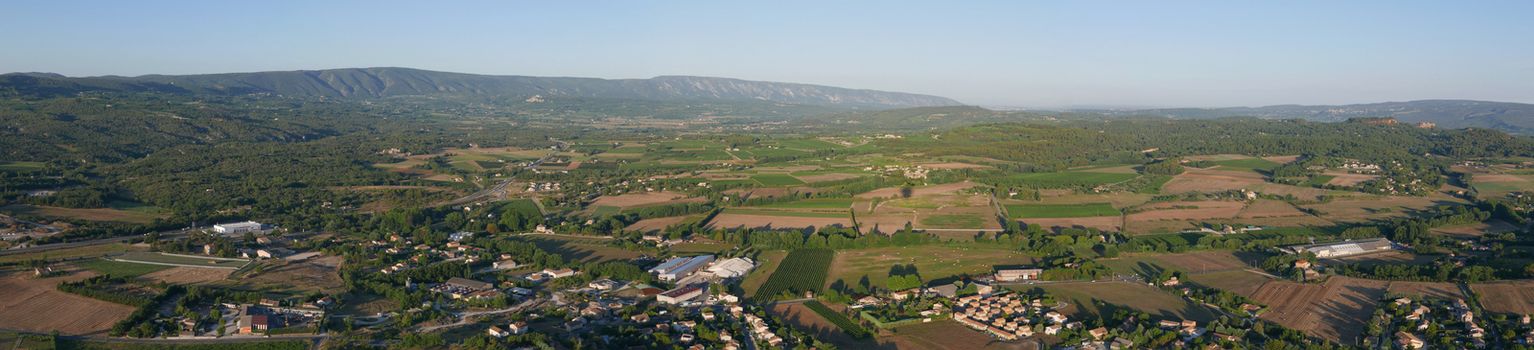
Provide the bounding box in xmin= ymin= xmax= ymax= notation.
xmin=526 ymin=182 xmax=561 ymax=192
xmin=1389 ymin=297 xmax=1534 ymax=349
xmin=952 ymin=292 xmax=1071 ymax=341
xmin=863 ymin=164 xmax=929 ymax=179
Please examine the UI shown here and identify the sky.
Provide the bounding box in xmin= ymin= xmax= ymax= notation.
xmin=2 ymin=1 xmax=1532 ymax=108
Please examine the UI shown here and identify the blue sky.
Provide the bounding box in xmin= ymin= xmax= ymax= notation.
xmin=2 ymin=1 xmax=1531 ymax=107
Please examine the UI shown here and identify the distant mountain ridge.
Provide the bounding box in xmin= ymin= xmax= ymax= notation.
xmin=1083 ymin=100 xmax=1534 ymax=134
xmin=0 ymin=67 xmax=962 ymax=109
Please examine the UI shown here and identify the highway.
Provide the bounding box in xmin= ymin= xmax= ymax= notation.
xmin=0 ymin=227 xmax=196 ymax=256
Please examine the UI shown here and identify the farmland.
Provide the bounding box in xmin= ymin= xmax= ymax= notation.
xmin=741 ymin=250 xmax=789 ymax=297
xmin=1471 ymin=280 xmax=1534 ymax=315
xmin=1005 ymin=203 xmax=1118 ymax=218
xmin=518 ymin=235 xmax=641 ymax=263
xmin=1031 ymin=281 xmax=1220 ymax=323
xmin=0 ymin=204 xmax=168 ymax=224
xmin=1004 ymin=172 xmax=1138 ymax=188
xmin=0 ymin=269 xmax=136 ymax=335
xmin=1250 ymin=277 xmax=1387 ymax=344
xmin=76 ymin=259 xmax=170 ymax=277
xmin=825 ymin=246 xmax=1035 ymax=290
xmin=751 ymin=174 xmax=807 ymax=186
xmin=753 ymin=249 xmax=833 ymax=299
xmin=803 ymin=300 xmax=870 ymax=338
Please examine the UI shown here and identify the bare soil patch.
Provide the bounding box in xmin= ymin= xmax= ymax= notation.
xmin=881 ymin=320 xmax=1038 ymax=350
xmin=1263 ymin=155 xmax=1302 ymax=164
xmin=140 ymin=267 xmax=230 ymax=284
xmin=1152 ymin=251 xmax=1251 ymax=273
xmin=227 ymin=255 xmax=345 ymax=294
xmin=1321 ymin=172 xmax=1378 ymax=187
xmin=857 ymin=181 xmax=980 ymax=199
xmin=1237 ymin=199 xmax=1308 ymax=218
xmin=1250 ymin=276 xmax=1387 ymax=344
xmin=0 ymin=269 xmax=135 ymax=335
xmin=624 ymin=215 xmax=694 ymax=233
xmin=1188 ymin=270 xmax=1272 ymax=297
xmin=1474 ymin=174 xmax=1529 ymax=183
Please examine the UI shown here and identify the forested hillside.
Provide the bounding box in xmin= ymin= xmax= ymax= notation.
xmin=1088 ymin=100 xmax=1534 ymax=134
xmin=0 ymin=68 xmax=962 ymax=108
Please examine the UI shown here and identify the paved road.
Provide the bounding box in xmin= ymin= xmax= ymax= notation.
xmin=440 ymin=139 xmax=567 ymax=208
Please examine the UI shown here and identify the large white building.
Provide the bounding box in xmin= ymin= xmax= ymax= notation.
xmin=706 ymin=257 xmax=755 ymax=278
xmin=652 ymin=255 xmax=715 ymax=281
xmin=1284 ymin=238 xmax=1394 ymax=258
xmin=657 ymin=285 xmax=703 ymax=304
xmin=213 ymin=221 xmax=264 ymax=235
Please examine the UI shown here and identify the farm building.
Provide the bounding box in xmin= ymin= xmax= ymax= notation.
xmin=1283 ymin=238 xmax=1395 ymax=258
xmin=214 ymin=221 xmax=265 ymax=234
xmin=994 ymin=267 xmax=1043 ymax=282
xmin=657 ymin=285 xmax=704 ymax=304
xmin=652 ymin=255 xmax=715 ymax=281
xmin=705 ymin=257 xmax=755 ymax=278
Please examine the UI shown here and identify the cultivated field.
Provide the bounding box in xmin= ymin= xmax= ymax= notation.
xmin=1127 ymin=201 xmax=1245 ymax=221
xmin=1032 ymin=281 xmax=1219 ymax=323
xmin=1235 ymin=199 xmax=1309 ymax=219
xmin=139 ymin=267 xmax=231 ymax=284
xmin=1385 ymin=281 xmax=1463 ymax=300
xmin=1006 ymin=203 xmax=1118 ymax=218
xmin=1471 ymin=280 xmax=1534 ymax=315
xmin=1298 ymin=196 xmax=1450 ymax=223
xmin=1187 ymin=270 xmax=1273 ymax=297
xmin=880 ymin=320 xmax=1039 ymax=350
xmin=741 ymin=250 xmax=789 ymax=298
xmin=1250 ymin=277 xmax=1387 ymax=344
xmin=770 ymin=303 xmax=863 ymax=348
xmin=0 ymin=269 xmax=135 ymax=335
xmin=1018 ymin=216 xmax=1122 ymax=232
xmin=518 ymin=235 xmax=642 ymax=263
xmin=0 ymin=243 xmax=142 ymax=264
xmin=0 ymin=204 xmax=167 ymax=224
xmin=826 ymin=246 xmax=1035 ymax=290
xmin=623 ymin=215 xmax=696 ymax=233
xmin=1322 ymin=172 xmax=1378 ymax=186
xmin=1161 ymin=168 xmax=1266 ymax=194
xmin=856 ymin=182 xmax=1000 ymax=233
xmin=588 ymin=191 xmax=703 ymax=208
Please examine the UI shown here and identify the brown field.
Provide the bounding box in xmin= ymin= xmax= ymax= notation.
xmin=919 ymin=162 xmax=991 ymax=170
xmin=0 ymin=205 xmax=165 ymax=224
xmin=881 ymin=320 xmax=1038 ymax=350
xmin=1386 ymin=281 xmax=1463 ymax=300
xmin=706 ymin=213 xmax=853 ymax=231
xmin=1471 ymin=280 xmax=1534 ymax=315
xmin=0 ymin=269 xmax=136 ymax=335
xmin=1474 ymin=174 xmax=1530 ymax=183
xmin=1152 ymin=251 xmax=1253 ymax=273
xmin=1020 ymin=216 xmax=1122 ymax=232
xmin=1431 ymin=220 xmax=1520 ymax=237
xmin=1161 ymin=168 xmax=1266 ymax=194
xmin=1122 ymin=220 xmax=1206 ymax=235
xmin=827 ymin=246 xmax=1036 ymax=290
xmin=624 ymin=215 xmax=695 ymax=233
xmin=225 ymin=255 xmax=345 ymax=294
xmin=1236 ymin=199 xmax=1308 ymax=218
xmin=1187 ymin=270 xmax=1273 ymax=297
xmin=589 ymin=191 xmax=703 ymax=208
xmin=1263 ymin=155 xmax=1302 ymax=164
xmin=1323 ymin=172 xmax=1379 ymax=187
xmin=1299 ymin=196 xmax=1449 ymax=223
xmin=1249 ymin=183 xmax=1338 ymax=201
xmin=140 ymin=267 xmax=230 ymax=284
xmin=1250 ymin=277 xmax=1387 ymax=344
xmin=0 ymin=243 xmax=143 ymax=264
xmin=1033 ymin=282 xmax=1220 ymax=323
xmin=1127 ymin=201 xmax=1245 ymax=222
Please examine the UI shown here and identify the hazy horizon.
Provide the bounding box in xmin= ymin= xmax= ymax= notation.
xmin=4 ymin=0 xmax=1531 ymax=107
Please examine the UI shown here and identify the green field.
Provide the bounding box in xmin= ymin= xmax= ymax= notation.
xmin=1213 ymin=158 xmax=1280 ymax=171
xmin=826 ymin=246 xmax=1036 ymax=291
xmin=754 ymin=249 xmax=834 ymax=299
xmin=1305 ymin=175 xmax=1336 ymax=186
xmin=1006 ymin=203 xmax=1119 ymax=218
xmin=1030 ymin=282 xmax=1219 ymax=323
xmin=775 ymin=139 xmax=842 ymax=151
xmin=590 ymin=205 xmax=620 ymax=216
xmin=78 ymin=258 xmax=172 ymax=277
xmin=1008 ymin=172 xmax=1138 ymax=188
xmin=742 ymin=250 xmax=790 ymax=297
xmin=109 ymin=252 xmax=250 ymax=269
xmin=0 ymin=161 xmax=46 ymax=172
xmin=498 ymin=198 xmax=543 ymax=217
xmin=804 ymin=300 xmax=871 ymax=338
xmin=752 ymin=174 xmax=806 ymax=186
xmin=517 ymin=235 xmax=642 ymax=263
xmin=919 ymin=214 xmax=986 ymax=228
xmin=757 ymin=198 xmax=854 ymax=209
xmin=724 ymin=208 xmax=848 ymax=218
